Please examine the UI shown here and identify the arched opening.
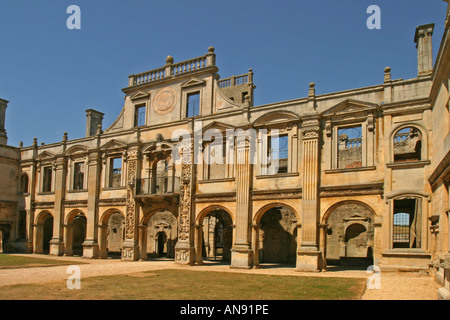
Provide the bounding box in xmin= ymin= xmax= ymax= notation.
xmin=258 ymin=206 xmax=297 ymax=267
xmin=202 ymin=209 xmax=233 ymax=263
xmin=325 ymin=202 xmax=374 ymax=269
xmin=145 ymin=210 xmax=178 ymax=260
xmin=393 ymin=127 xmax=422 ymax=162
xmin=106 ymin=212 xmax=124 ymax=258
xmin=42 ymin=215 xmax=53 ymax=254
xmin=156 ymin=232 xmax=168 ymax=257
xmin=72 ymin=213 xmax=86 ymax=256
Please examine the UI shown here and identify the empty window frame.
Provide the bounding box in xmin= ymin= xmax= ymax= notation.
xmin=337 ymin=125 xmax=362 ymax=169
xmin=134 ymin=104 xmax=146 ymax=127
xmin=267 ymin=134 xmax=289 ymax=174
xmin=109 ymin=157 xmax=122 ymax=188
xmin=73 ymin=162 xmax=85 ymax=190
xmin=206 ymin=141 xmax=227 ymax=180
xmin=393 ymin=127 xmax=422 ymax=162
xmin=42 ymin=166 xmax=53 ymax=192
xmin=186 ymin=92 xmax=200 ymax=118
xmin=393 ymin=198 xmax=421 ymax=249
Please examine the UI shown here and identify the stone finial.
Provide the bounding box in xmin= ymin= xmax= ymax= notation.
xmin=208 ymin=46 xmax=215 ymax=53
xmin=32 ymin=137 xmax=38 ymax=148
xmin=165 ymin=55 xmax=174 ymax=65
xmin=384 ymin=67 xmax=391 ymax=82
xmin=309 ymin=82 xmax=316 ymax=97
xmin=62 ymin=132 xmax=68 ymax=142
xmin=19 ymin=141 xmax=23 ymax=148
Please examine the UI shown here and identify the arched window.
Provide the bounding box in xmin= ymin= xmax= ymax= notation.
xmin=20 ymin=174 xmax=29 ymax=194
xmin=393 ymin=127 xmax=422 ymax=162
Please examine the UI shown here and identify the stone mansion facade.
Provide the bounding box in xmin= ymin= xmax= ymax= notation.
xmin=0 ymin=3 xmax=449 ymax=299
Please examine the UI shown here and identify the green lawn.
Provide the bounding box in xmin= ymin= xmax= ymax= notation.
xmin=0 ymin=269 xmax=367 ymax=300
xmin=0 ymin=254 xmax=83 ymax=269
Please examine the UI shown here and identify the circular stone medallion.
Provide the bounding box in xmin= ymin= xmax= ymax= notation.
xmin=153 ymin=87 xmax=176 ymax=114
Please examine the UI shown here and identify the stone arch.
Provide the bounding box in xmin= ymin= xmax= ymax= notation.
xmin=34 ymin=211 xmax=53 ymax=254
xmin=197 ymin=206 xmax=234 ymax=263
xmin=322 ymin=201 xmax=375 ymax=267
xmin=99 ymin=209 xmax=125 ymax=259
xmin=64 ymin=210 xmax=87 ymax=256
xmin=253 ymin=204 xmax=299 ymax=266
xmin=253 ymin=202 xmax=300 ymax=225
xmin=139 ymin=208 xmax=178 ymax=260
xmin=389 ymin=123 xmax=428 ymax=163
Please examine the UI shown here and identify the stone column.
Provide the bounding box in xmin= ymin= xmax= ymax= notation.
xmin=251 ymin=224 xmax=260 ymax=268
xmin=82 ymin=151 xmax=101 ymax=258
xmin=122 ymin=146 xmax=141 ymax=261
xmin=231 ymin=137 xmax=253 ymax=269
xmin=98 ymin=224 xmax=108 ymax=259
xmin=297 ymin=115 xmax=322 ymax=271
xmin=194 ymin=224 xmax=204 ymax=265
xmin=318 ymin=224 xmax=328 ymax=269
xmin=175 ymin=141 xmax=195 ymax=265
xmin=139 ymin=224 xmax=148 ymax=261
xmin=414 ymin=24 xmax=434 ymax=76
xmin=49 ymin=157 xmax=66 ymax=256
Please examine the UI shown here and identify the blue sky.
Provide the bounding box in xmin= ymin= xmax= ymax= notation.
xmin=0 ymin=0 xmax=447 ymax=147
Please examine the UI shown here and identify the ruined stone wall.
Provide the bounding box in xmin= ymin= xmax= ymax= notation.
xmin=259 ymin=208 xmax=297 ymax=263
xmin=326 ymin=203 xmax=374 ymax=262
xmin=338 ymin=147 xmax=362 ymax=169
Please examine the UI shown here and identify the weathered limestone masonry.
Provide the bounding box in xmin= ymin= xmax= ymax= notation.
xmin=0 ymin=6 xmax=449 ymax=300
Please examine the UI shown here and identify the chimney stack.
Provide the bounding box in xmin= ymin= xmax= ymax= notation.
xmin=414 ymin=24 xmax=435 ymax=77
xmin=0 ymin=99 xmax=9 ymax=145
xmin=85 ymin=109 xmax=104 ymax=137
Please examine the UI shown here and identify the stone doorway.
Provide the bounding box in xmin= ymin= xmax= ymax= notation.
xmin=156 ymin=232 xmax=168 ymax=256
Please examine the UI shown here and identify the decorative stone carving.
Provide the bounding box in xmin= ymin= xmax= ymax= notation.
xmin=153 ymin=87 xmax=176 ymax=114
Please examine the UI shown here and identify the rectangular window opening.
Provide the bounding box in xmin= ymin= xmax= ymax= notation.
xmin=134 ymin=104 xmax=146 ymax=127
xmin=42 ymin=166 xmax=52 ymax=192
xmin=268 ymin=134 xmax=288 ymax=174
xmin=73 ymin=162 xmax=85 ymax=190
xmin=393 ymin=198 xmax=421 ymax=249
xmin=110 ymin=157 xmax=122 ymax=188
xmin=337 ymin=125 xmax=362 ymax=169
xmin=187 ymin=92 xmax=200 ymax=118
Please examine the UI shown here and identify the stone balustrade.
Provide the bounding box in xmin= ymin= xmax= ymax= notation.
xmin=128 ymin=47 xmax=216 ymax=87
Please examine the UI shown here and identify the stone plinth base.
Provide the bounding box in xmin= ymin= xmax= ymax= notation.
xmin=121 ymin=240 xmax=139 ymax=261
xmin=82 ymin=239 xmax=99 ymax=259
xmin=296 ymin=248 xmax=323 ymax=272
xmin=49 ymin=239 xmax=64 ymax=256
xmin=174 ymin=241 xmax=195 ymax=265
xmin=230 ymin=246 xmax=253 ymax=269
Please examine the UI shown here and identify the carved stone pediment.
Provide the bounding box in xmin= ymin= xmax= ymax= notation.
xmin=35 ymin=151 xmax=56 ymax=161
xmin=181 ymin=78 xmax=205 ymax=88
xmin=100 ymin=139 xmax=127 ymax=151
xmin=253 ymin=110 xmax=300 ymax=128
xmin=322 ymin=99 xmax=378 ymax=118
xmin=130 ymin=91 xmax=150 ymax=101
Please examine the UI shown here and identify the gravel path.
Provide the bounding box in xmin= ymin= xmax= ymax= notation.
xmin=0 ymin=254 xmax=440 ymax=300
